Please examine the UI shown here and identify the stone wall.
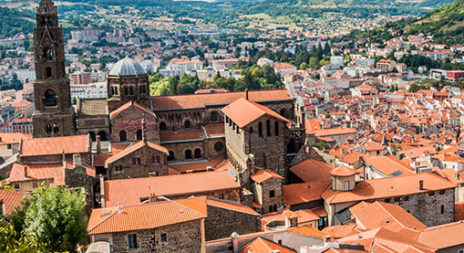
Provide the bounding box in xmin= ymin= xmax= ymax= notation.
xmin=111 ymin=219 xmax=203 ymax=253
xmin=252 ymin=177 xmax=283 ymax=214
xmin=107 ymin=144 xmax=168 ymax=180
xmin=110 ymin=105 xmax=159 ymax=144
xmin=205 ymin=204 xmax=260 ymax=241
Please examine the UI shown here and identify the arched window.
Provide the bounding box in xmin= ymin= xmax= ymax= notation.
xmin=184 ymin=120 xmax=191 ymax=129
xmin=89 ymin=132 xmax=96 ymax=141
xmin=214 ymin=141 xmax=224 ymax=152
xmin=136 ymin=129 xmax=142 ymax=140
xmin=159 ymin=122 xmax=167 ymax=131
xmin=266 ymin=119 xmax=271 ymax=137
xmin=124 ymin=87 xmax=129 ymax=95
xmin=119 ymin=130 xmax=127 ymax=142
xmin=45 ymin=66 xmax=52 ymax=78
xmin=44 ymin=89 xmax=57 ymax=106
xmin=52 ymin=123 xmax=59 ymax=134
xmin=185 ymin=149 xmax=192 ymax=160
xmin=168 ymin=151 xmax=175 ymax=161
xmin=139 ymin=85 xmax=146 ymax=94
xmin=129 ymin=87 xmax=134 ymax=95
xmin=111 ymin=87 xmax=115 ymax=96
xmin=210 ymin=111 xmax=218 ymax=122
xmin=275 ymin=121 xmax=279 ymax=136
xmin=194 ymin=148 xmax=202 ymax=159
xmin=46 ymin=123 xmax=52 ymax=134
xmin=258 ymin=122 xmax=263 ymax=137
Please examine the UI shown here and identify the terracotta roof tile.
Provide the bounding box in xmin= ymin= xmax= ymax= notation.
xmin=330 ymin=166 xmax=356 ymax=177
xmin=283 ymin=180 xmax=330 ymax=206
xmin=104 ymin=141 xmax=168 ymax=167
xmin=110 ymin=101 xmax=154 ymax=119
xmin=289 ymin=159 xmax=334 ymax=183
xmin=0 ymin=189 xmax=24 ymax=215
xmin=152 ymin=89 xmax=291 ymax=111
xmin=322 ymin=173 xmax=455 ymax=204
xmin=0 ymin=133 xmax=31 ymax=145
xmin=240 ymin=237 xmax=296 ymax=253
xmin=88 ymin=198 xmax=206 ymax=235
xmin=250 ymin=169 xmax=284 ymax=183
xmin=20 ymin=135 xmax=90 ymax=157
xmin=169 ymin=157 xmax=225 ymax=173
xmin=203 ymin=124 xmax=224 ymax=137
xmin=104 ymin=171 xmax=240 ymax=207
xmin=416 ymin=221 xmax=464 ymax=250
xmin=160 ymin=129 xmax=202 ymax=142
xmin=207 ymin=198 xmax=258 ymax=216
xmin=222 ymin=98 xmax=290 ymax=128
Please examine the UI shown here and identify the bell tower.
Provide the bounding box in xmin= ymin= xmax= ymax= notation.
xmin=32 ymin=0 xmax=75 ymax=137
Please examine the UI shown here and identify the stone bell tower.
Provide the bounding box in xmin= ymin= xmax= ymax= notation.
xmin=32 ymin=0 xmax=75 ymax=137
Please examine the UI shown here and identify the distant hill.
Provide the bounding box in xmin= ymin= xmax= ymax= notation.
xmin=408 ymin=0 xmax=464 ymax=44
xmin=335 ymin=0 xmax=464 ymax=45
xmin=0 ymin=7 xmax=34 ymax=39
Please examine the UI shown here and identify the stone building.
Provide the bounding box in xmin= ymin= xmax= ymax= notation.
xmin=104 ymin=140 xmax=168 ymax=180
xmin=322 ymin=173 xmax=455 ymax=227
xmin=250 ymin=169 xmax=285 ymax=214
xmin=87 ymin=198 xmax=206 ymax=253
xmin=32 ymin=0 xmax=75 ymax=138
xmin=222 ymin=98 xmax=291 ymax=187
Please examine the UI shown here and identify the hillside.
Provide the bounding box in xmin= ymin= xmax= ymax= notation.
xmin=0 ymin=7 xmax=34 ymax=39
xmin=408 ymin=0 xmax=464 ymax=43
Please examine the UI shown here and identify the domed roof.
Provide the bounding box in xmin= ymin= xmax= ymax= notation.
xmin=330 ymin=165 xmax=356 ymax=177
xmin=109 ymin=57 xmax=146 ymax=76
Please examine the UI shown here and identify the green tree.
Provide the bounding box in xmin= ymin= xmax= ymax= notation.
xmin=299 ymin=62 xmax=309 ymax=70
xmin=0 ymin=220 xmax=45 ymax=252
xmin=10 ymin=186 xmax=88 ymax=252
xmin=309 ymin=57 xmax=319 ymax=70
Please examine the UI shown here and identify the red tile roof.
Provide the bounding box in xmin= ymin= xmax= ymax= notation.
xmin=416 ymin=221 xmax=464 ymax=250
xmin=207 ymin=198 xmax=258 ymax=216
xmin=240 ymin=237 xmax=296 ymax=253
xmin=0 ymin=133 xmax=31 ymax=145
xmin=152 ymin=89 xmax=291 ymax=111
xmin=0 ymin=189 xmax=24 ymax=215
xmin=222 ymin=98 xmax=290 ymax=128
xmin=160 ymin=129 xmax=202 ymax=142
xmin=283 ymin=180 xmax=330 ymax=206
xmin=322 ymin=173 xmax=455 ymax=204
xmin=330 ymin=166 xmax=356 ymax=177
xmin=104 ymin=171 xmax=240 ymax=207
xmin=203 ymin=124 xmax=225 ymax=137
xmin=88 ymin=198 xmax=206 ymax=235
xmin=110 ymin=101 xmax=154 ymax=118
xmin=314 ymin=128 xmax=357 ymax=137
xmin=250 ymin=169 xmax=284 ymax=183
xmin=289 ymin=159 xmax=334 ymax=183
xmin=104 ymin=141 xmax=168 ymax=167
xmin=20 ymin=135 xmax=89 ymax=157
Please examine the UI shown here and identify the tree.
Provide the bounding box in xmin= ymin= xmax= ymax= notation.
xmin=0 ymin=220 xmax=45 ymax=252
xmin=9 ymin=186 xmax=88 ymax=252
xmin=309 ymin=57 xmax=319 ymax=70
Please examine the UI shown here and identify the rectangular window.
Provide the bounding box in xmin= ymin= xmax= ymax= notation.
xmin=161 ymin=233 xmax=167 ymax=244
xmin=344 ymin=181 xmax=350 ymax=190
xmin=14 ymin=184 xmax=19 ymax=190
xmin=269 ymin=190 xmax=275 ymax=198
xmin=394 ymin=197 xmax=400 ymax=202
xmin=429 ymin=191 xmax=435 ymax=197
xmin=7 ymin=144 xmax=11 ymax=149
xmin=384 ymin=198 xmax=390 ymax=203
xmin=128 ymin=234 xmax=138 ymax=250
xmin=441 ymin=205 xmax=445 ymax=214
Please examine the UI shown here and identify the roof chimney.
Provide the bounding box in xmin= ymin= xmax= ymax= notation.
xmin=245 ymin=89 xmax=249 ymax=100
xmin=96 ymin=135 xmax=101 ymax=154
xmin=231 ymin=232 xmax=239 ymax=253
xmin=419 ymin=179 xmax=424 ymax=190
xmin=24 ymin=166 xmax=28 ymax=178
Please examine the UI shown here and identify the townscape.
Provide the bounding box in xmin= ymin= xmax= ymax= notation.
xmin=2 ymin=0 xmax=464 ymax=252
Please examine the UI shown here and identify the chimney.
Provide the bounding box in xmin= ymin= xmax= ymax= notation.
xmin=419 ymin=179 xmax=424 ymax=190
xmin=231 ymin=232 xmax=239 ymax=253
xmin=100 ymin=174 xmax=106 ymax=208
xmin=24 ymin=166 xmax=28 ymax=178
xmin=96 ymin=135 xmax=101 ymax=154
xmin=73 ymin=154 xmax=82 ymax=169
xmin=245 ymin=89 xmax=249 ymax=100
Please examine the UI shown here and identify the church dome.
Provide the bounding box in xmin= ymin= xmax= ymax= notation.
xmin=109 ymin=57 xmax=146 ymax=76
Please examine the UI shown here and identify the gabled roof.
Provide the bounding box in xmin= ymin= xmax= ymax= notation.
xmin=20 ymin=135 xmax=89 ymax=157
xmin=240 ymin=237 xmax=296 ymax=253
xmin=104 ymin=171 xmax=240 ymax=207
xmin=87 ymin=198 xmax=206 ymax=235
xmin=250 ymin=169 xmax=284 ymax=183
xmin=152 ymin=89 xmax=291 ymax=111
xmin=0 ymin=133 xmax=31 ymax=145
xmin=207 ymin=198 xmax=259 ymax=216
xmin=416 ymin=221 xmax=464 ymax=250
xmin=283 ymin=180 xmax=331 ymax=206
xmin=363 ymin=155 xmax=414 ymax=177
xmin=104 ymin=141 xmax=168 ymax=167
xmin=0 ymin=189 xmax=24 ymax=215
xmin=110 ymin=101 xmax=154 ymax=119
xmin=222 ymin=98 xmax=290 ymax=128
xmin=289 ymin=159 xmax=334 ymax=183
xmin=322 ymin=173 xmax=455 ymax=204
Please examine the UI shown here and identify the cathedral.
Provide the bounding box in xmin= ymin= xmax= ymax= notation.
xmin=29 ymin=0 xmax=308 ymax=214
